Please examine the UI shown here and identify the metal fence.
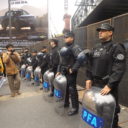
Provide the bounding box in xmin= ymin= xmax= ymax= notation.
xmin=112 ymin=13 xmax=128 ymax=106
xmin=74 ymin=26 xmax=87 ymax=49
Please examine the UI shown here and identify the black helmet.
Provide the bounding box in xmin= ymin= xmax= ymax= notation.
xmin=96 ymin=23 xmax=114 ymax=32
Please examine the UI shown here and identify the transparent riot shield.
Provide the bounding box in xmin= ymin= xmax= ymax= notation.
xmin=0 ymin=76 xmax=7 ymax=88
xmin=34 ymin=67 xmax=41 ymax=86
xmin=20 ymin=64 xmax=26 ymax=78
xmin=54 ymin=74 xmax=67 ymax=116
xmin=43 ymin=70 xmax=54 ymax=102
xmin=25 ymin=66 xmax=32 ymax=81
xmin=79 ymin=87 xmax=116 ymax=128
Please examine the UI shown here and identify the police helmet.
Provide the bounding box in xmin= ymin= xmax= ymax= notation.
xmin=96 ymin=23 xmax=114 ymax=32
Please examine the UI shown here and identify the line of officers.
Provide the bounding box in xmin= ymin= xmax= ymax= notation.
xmin=20 ymin=23 xmax=126 ymax=128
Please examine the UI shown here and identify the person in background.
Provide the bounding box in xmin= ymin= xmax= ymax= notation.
xmin=48 ymin=39 xmax=60 ymax=97
xmin=40 ymin=46 xmax=49 ymax=90
xmin=0 ymin=49 xmax=6 ymax=88
xmin=0 ymin=49 xmax=5 ymax=77
xmin=21 ymin=48 xmax=31 ymax=66
xmin=31 ymin=50 xmax=38 ymax=79
xmin=3 ymin=44 xmax=21 ymax=97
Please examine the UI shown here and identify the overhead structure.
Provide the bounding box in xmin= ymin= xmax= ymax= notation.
xmin=72 ymin=0 xmax=128 ymax=29
xmin=63 ymin=0 xmax=71 ymax=33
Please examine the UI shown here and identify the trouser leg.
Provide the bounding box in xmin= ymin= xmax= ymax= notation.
xmin=112 ymin=89 xmax=120 ymax=128
xmin=7 ymin=75 xmax=15 ymax=93
xmin=69 ymin=85 xmax=79 ymax=109
xmin=66 ymin=72 xmax=79 ymax=109
xmin=14 ymin=73 xmax=21 ymax=93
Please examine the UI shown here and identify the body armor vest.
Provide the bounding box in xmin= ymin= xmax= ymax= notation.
xmin=91 ymin=43 xmax=114 ymax=79
xmin=60 ymin=45 xmax=75 ymax=67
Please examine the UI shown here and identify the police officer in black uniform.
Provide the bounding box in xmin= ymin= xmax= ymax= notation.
xmin=40 ymin=46 xmax=49 ymax=84
xmin=21 ymin=48 xmax=31 ymax=66
xmin=31 ymin=50 xmax=38 ymax=75
xmin=85 ymin=23 xmax=126 ymax=128
xmin=56 ymin=31 xmax=82 ymax=116
xmin=49 ymin=39 xmax=59 ymax=97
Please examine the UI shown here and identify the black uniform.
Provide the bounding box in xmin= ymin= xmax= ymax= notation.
xmin=39 ymin=52 xmax=49 ymax=82
xmin=85 ymin=40 xmax=126 ymax=128
xmin=31 ymin=55 xmax=38 ymax=71
xmin=21 ymin=52 xmax=31 ymax=66
xmin=49 ymin=46 xmax=59 ymax=94
xmin=58 ymin=43 xmax=82 ymax=110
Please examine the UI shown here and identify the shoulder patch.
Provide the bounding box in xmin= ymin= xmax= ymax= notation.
xmin=116 ymin=54 xmax=125 ymax=60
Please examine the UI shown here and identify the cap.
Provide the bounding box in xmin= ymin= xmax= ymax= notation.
xmin=64 ymin=31 xmax=75 ymax=38
xmin=96 ymin=23 xmax=114 ymax=32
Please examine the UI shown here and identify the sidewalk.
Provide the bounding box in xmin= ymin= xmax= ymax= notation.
xmin=77 ymin=86 xmax=128 ymax=128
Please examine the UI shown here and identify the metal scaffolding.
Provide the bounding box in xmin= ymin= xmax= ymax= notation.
xmin=72 ymin=0 xmax=102 ymax=29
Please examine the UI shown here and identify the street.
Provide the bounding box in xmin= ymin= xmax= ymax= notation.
xmin=0 ymin=79 xmax=79 ymax=128
xmin=0 ymin=79 xmax=128 ymax=128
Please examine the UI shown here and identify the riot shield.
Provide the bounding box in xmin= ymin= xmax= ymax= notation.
xmin=43 ymin=70 xmax=54 ymax=102
xmin=25 ymin=66 xmax=32 ymax=81
xmin=54 ymin=74 xmax=67 ymax=116
xmin=20 ymin=64 xmax=26 ymax=78
xmin=34 ymin=67 xmax=41 ymax=86
xmin=0 ymin=76 xmax=7 ymax=88
xmin=79 ymin=87 xmax=116 ymax=128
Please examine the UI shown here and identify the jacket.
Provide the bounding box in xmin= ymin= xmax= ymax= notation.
xmin=3 ymin=52 xmax=21 ymax=75
xmin=0 ymin=57 xmax=4 ymax=74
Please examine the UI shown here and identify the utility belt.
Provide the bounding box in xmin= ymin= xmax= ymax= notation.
xmin=60 ymin=65 xmax=71 ymax=75
xmin=93 ymin=75 xmax=109 ymax=85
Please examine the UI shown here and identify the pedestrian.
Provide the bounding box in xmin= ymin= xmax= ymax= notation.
xmin=0 ymin=49 xmax=6 ymax=88
xmin=56 ymin=31 xmax=82 ymax=116
xmin=48 ymin=39 xmax=59 ymax=97
xmin=3 ymin=44 xmax=21 ymax=97
xmin=0 ymin=49 xmax=5 ymax=77
xmin=85 ymin=23 xmax=126 ymax=128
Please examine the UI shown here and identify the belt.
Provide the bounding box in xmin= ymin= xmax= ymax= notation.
xmin=93 ymin=78 xmax=105 ymax=84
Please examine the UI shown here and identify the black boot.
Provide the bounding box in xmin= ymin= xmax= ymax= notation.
xmin=68 ymin=108 xmax=78 ymax=116
xmin=48 ymin=92 xmax=54 ymax=97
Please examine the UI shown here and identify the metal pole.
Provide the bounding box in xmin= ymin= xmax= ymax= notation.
xmin=48 ymin=0 xmax=51 ymax=39
xmin=8 ymin=0 xmax=12 ymax=43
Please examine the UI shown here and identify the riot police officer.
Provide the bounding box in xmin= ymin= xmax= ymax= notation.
xmin=56 ymin=31 xmax=82 ymax=116
xmin=85 ymin=23 xmax=126 ymax=128
xmin=31 ymin=50 xmax=38 ymax=75
xmin=49 ymin=39 xmax=59 ymax=97
xmin=39 ymin=46 xmax=49 ymax=84
xmin=21 ymin=48 xmax=31 ymax=66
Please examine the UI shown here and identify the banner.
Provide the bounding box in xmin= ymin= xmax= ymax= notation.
xmin=0 ymin=0 xmax=48 ymax=47
xmin=11 ymin=0 xmax=28 ymax=5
